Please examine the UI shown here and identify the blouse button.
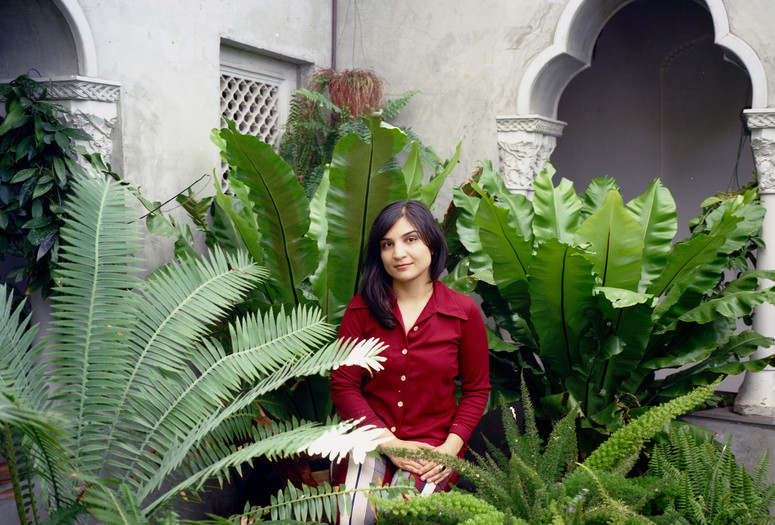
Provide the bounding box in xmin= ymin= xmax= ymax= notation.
xmin=397 ymin=401 xmax=404 ymax=407
xmin=390 ymin=426 xmax=396 ymax=432
xmin=401 ymin=375 xmax=406 ymax=381
xmin=401 ymin=348 xmax=408 ymax=355
xmin=412 ymin=326 xmax=419 ymax=332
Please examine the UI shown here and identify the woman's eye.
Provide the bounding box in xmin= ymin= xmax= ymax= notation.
xmin=406 ymin=236 xmax=417 ymax=243
xmin=381 ymin=242 xmax=392 ymax=249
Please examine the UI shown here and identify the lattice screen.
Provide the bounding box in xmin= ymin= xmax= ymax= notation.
xmin=220 ymin=73 xmax=281 ymax=146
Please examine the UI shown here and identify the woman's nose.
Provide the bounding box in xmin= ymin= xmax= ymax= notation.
xmin=393 ymin=243 xmax=406 ymax=258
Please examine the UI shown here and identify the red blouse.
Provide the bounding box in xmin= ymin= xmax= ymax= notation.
xmin=330 ymin=280 xmax=490 ymax=446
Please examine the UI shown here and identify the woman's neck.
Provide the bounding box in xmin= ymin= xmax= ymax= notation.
xmin=392 ymin=278 xmax=434 ymax=302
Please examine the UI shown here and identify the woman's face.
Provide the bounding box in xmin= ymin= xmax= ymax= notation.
xmin=379 ymin=216 xmax=433 ymax=286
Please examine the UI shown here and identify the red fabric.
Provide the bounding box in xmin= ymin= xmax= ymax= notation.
xmin=330 ymin=280 xmax=490 ymax=446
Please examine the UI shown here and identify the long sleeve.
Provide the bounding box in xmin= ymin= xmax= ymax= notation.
xmin=449 ymin=298 xmax=490 ymax=443
xmin=330 ymin=304 xmax=388 ymax=430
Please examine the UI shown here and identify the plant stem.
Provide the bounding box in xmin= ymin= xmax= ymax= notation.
xmin=2 ymin=423 xmax=29 ymax=525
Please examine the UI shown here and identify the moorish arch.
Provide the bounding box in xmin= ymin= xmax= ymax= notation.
xmin=496 ymin=0 xmax=775 ymax=417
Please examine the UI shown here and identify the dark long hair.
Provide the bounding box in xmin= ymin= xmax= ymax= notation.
xmin=360 ymin=200 xmax=449 ymax=329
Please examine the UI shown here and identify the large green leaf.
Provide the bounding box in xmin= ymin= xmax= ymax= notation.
xmin=579 ymin=177 xmax=620 ymax=221
xmin=528 ymin=239 xmax=595 ymax=384
xmin=575 ymin=190 xmax=643 ymax=290
xmin=625 ymin=179 xmax=677 ymax=291
xmin=700 ymin=193 xmax=766 ymax=254
xmin=402 ymin=141 xmax=424 ymax=201
xmin=679 ymin=288 xmax=775 ymax=324
xmin=654 ymin=331 xmax=773 ymax=398
xmin=418 ymin=140 xmax=461 ymax=210
xmin=648 ymin=212 xmax=742 ymax=326
xmin=308 ymin=169 xmax=332 ymax=314
xmin=324 ymin=117 xmax=407 ymax=323
xmin=478 ymin=162 xmax=534 ymax=244
xmin=642 ymin=317 xmax=736 ymax=370
xmin=475 ymin=191 xmax=533 ymax=316
xmin=531 ymin=168 xmax=582 ymax=244
xmin=218 ymin=121 xmax=317 ymax=307
xmin=452 ymin=182 xmax=494 ymax=283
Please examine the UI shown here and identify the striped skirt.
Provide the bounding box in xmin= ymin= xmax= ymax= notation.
xmin=330 ymin=454 xmax=457 ymax=525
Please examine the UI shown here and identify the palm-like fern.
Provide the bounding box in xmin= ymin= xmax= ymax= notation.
xmin=0 ymin=173 xmax=388 ymax=522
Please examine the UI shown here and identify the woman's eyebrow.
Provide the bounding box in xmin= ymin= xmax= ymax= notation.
xmin=381 ymin=229 xmax=419 ymax=242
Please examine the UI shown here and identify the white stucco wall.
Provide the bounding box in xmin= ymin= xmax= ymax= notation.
xmin=334 ymin=0 xmax=566 ymax=208
xmin=334 ymin=0 xmax=775 ymax=210
xmin=75 ymin=0 xmax=332 ymax=268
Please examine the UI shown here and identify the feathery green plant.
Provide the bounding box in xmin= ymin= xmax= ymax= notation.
xmin=0 ymin=173 xmax=389 ymax=523
xmin=375 ymin=490 xmax=513 ymax=525
xmin=583 ymin=378 xmax=721 ymax=474
xmin=382 ymin=379 xmax=732 ymax=524
xmin=649 ymin=425 xmax=775 ymax=524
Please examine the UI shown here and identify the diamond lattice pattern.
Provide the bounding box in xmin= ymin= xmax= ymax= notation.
xmin=220 ymin=73 xmax=281 ymax=147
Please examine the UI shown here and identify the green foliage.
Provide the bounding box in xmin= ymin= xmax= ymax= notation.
xmin=162 ymin=116 xmax=462 ymax=426
xmin=0 ymin=173 xmax=388 ymax=522
xmin=453 ymin=162 xmax=774 ymax=442
xmin=382 ymin=380 xmax=746 ymax=524
xmin=279 ymin=70 xmax=441 ymax=198
xmin=375 ymin=490 xmax=513 ymax=525
xmin=583 ymin=379 xmax=720 ymax=473
xmin=649 ymin=426 xmax=775 ymax=525
xmin=0 ymin=75 xmax=109 ymax=298
xmin=257 ymin=478 xmax=415 ymax=523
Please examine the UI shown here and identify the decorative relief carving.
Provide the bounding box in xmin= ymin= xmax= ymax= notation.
xmin=745 ymin=111 xmax=775 ymax=131
xmin=58 ymin=110 xmax=117 ymax=165
xmin=496 ymin=116 xmax=565 ymax=137
xmin=751 ymin=137 xmax=775 ymax=193
xmin=46 ymin=79 xmax=120 ymax=103
xmin=39 ymin=78 xmax=121 ymax=166
xmin=497 ymin=139 xmax=555 ymax=191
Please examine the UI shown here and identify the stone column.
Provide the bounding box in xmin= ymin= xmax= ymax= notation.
xmin=734 ymin=109 xmax=775 ymax=418
xmin=45 ymin=76 xmax=121 ymax=167
xmin=495 ymin=115 xmax=566 ymax=197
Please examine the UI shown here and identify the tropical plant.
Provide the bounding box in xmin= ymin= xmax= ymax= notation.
xmin=378 ymin=378 xmax=729 ymax=524
xmin=0 ymin=172 xmax=391 ymax=523
xmin=0 ymin=74 xmax=107 ymax=299
xmin=145 ymin=116 xmax=460 ymax=431
xmin=648 ymin=426 xmax=775 ymax=525
xmin=279 ymin=68 xmax=441 ymax=198
xmin=452 ymin=161 xmax=775 ymax=442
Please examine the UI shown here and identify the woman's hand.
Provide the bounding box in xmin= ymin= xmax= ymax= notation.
xmin=381 ymin=437 xmax=434 ymax=474
xmin=418 ymin=433 xmax=464 ymax=484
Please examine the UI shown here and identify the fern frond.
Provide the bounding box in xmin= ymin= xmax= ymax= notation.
xmin=245 ymin=478 xmax=414 ymax=524
xmin=137 ymin=336 xmax=388 ymax=508
xmin=375 ymin=488 xmax=506 ymax=525
xmin=513 ymin=374 xmax=542 ymax=470
xmin=383 ymin=90 xmax=418 ymax=119
xmin=96 ymin=248 xmax=266 ymax=480
xmin=538 ymin=406 xmax=578 ymax=481
xmin=584 ymin=379 xmax=720 ymax=472
xmin=0 ymin=288 xmax=48 ymax=412
xmin=142 ymin=418 xmax=387 ymax=515
xmin=46 ymin=173 xmax=143 ymax=482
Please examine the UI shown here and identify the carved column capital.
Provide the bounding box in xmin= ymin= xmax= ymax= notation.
xmin=45 ymin=76 xmax=121 ymax=167
xmin=744 ymin=109 xmax=775 ymax=194
xmin=496 ymin=115 xmax=566 ymax=196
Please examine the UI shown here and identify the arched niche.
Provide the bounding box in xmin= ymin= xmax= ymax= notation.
xmin=517 ymin=0 xmax=766 ymax=118
xmin=0 ymin=0 xmax=97 ymax=79
xmin=496 ymin=0 xmax=767 ymax=196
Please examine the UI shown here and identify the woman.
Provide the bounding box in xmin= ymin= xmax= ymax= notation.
xmin=330 ymin=200 xmax=490 ymax=524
